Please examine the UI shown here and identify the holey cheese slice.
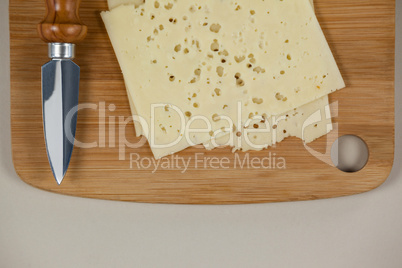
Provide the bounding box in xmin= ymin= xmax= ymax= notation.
xmin=110 ymin=0 xmax=330 ymax=149
xmin=108 ymin=0 xmax=144 ymax=10
xmin=108 ymin=0 xmax=319 ymax=140
xmin=101 ymin=0 xmax=345 ymax=159
xmin=203 ymin=95 xmax=332 ymax=152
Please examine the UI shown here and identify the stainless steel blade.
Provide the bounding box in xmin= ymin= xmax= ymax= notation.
xmin=42 ymin=58 xmax=80 ymax=184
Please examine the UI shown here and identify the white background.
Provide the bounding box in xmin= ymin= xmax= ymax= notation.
xmin=1 ymin=1 xmax=401 ymax=267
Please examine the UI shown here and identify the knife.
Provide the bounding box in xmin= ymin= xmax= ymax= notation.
xmin=38 ymin=0 xmax=87 ymax=184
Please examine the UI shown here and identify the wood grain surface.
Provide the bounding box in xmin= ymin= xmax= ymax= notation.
xmin=10 ymin=0 xmax=395 ymax=204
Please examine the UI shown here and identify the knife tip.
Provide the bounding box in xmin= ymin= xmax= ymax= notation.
xmin=54 ymin=172 xmax=65 ymax=185
xmin=50 ymin=166 xmax=65 ymax=185
xmin=55 ymin=176 xmax=64 ymax=185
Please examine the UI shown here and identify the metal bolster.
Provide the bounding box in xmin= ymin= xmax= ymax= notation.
xmin=48 ymin=43 xmax=75 ymax=60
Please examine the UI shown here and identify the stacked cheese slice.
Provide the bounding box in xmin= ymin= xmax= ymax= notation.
xmin=102 ymin=0 xmax=345 ymax=159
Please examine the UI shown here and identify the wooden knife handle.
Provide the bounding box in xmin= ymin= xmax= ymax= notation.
xmin=38 ymin=0 xmax=87 ymax=44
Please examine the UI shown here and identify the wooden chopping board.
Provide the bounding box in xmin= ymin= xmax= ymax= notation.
xmin=10 ymin=0 xmax=395 ymax=204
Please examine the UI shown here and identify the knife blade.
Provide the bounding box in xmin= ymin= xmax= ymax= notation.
xmin=38 ymin=0 xmax=87 ymax=184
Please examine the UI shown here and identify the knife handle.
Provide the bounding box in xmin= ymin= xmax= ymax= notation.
xmin=38 ymin=0 xmax=87 ymax=44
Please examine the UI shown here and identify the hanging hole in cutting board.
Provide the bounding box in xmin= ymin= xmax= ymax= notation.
xmin=330 ymin=135 xmax=369 ymax=173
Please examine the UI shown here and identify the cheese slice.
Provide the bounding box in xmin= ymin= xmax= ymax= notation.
xmin=203 ymin=95 xmax=332 ymax=151
xmin=108 ymin=0 xmax=144 ymax=10
xmin=102 ymin=0 xmax=344 ymax=158
xmin=108 ymin=0 xmax=315 ymax=13
xmin=110 ymin=0 xmax=331 ymax=150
